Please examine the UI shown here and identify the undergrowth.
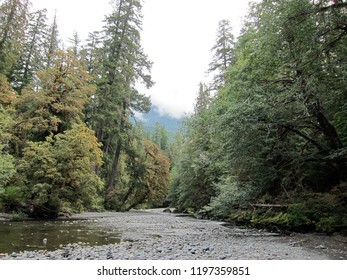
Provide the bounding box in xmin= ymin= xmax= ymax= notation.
xmin=227 ymin=188 xmax=347 ymax=235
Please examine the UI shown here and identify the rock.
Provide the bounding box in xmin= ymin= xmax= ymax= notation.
xmin=106 ymin=251 xmax=113 ymax=259
xmin=62 ymin=248 xmax=71 ymax=258
xmin=163 ymin=208 xmax=172 ymax=213
xmin=0 ymin=210 xmax=339 ymax=260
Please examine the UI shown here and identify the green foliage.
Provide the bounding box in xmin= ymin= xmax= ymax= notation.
xmin=204 ymin=179 xmax=259 ymax=217
xmin=85 ymin=0 xmax=153 ymax=207
xmin=287 ymin=189 xmax=347 ymax=233
xmin=10 ymin=8 xmax=49 ymax=92
xmin=1 ymin=0 xmax=346 ymax=229
xmin=0 ymin=104 xmax=16 ymax=196
xmin=9 ymin=210 xmax=27 ymax=220
xmin=170 ymin=0 xmax=347 ymax=235
xmin=0 ymin=0 xmax=29 ymax=76
xmin=141 ymin=140 xmax=171 ymax=207
xmin=1 ymin=185 xmax=25 ymax=212
xmin=106 ymin=138 xmax=171 ymax=211
xmin=250 ymin=212 xmax=290 ymax=231
xmin=151 ymin=122 xmax=169 ymax=153
xmin=18 ymin=124 xmax=104 ymax=217
xmin=208 ymin=20 xmax=235 ymax=89
xmin=226 ymin=187 xmax=347 ymax=234
xmin=14 ymin=50 xmax=96 ymax=142
xmin=0 ymin=42 xmax=104 ymax=216
xmin=170 ymin=85 xmax=218 ymax=211
xmin=228 ymin=209 xmax=291 ymax=231
xmin=0 ymin=74 xmax=15 ymax=104
xmin=0 ymin=148 xmax=16 ymax=190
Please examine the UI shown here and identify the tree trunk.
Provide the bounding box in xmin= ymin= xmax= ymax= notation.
xmin=105 ymin=98 xmax=127 ymax=201
xmin=105 ymin=139 xmax=122 ymax=198
xmin=314 ymin=109 xmax=347 ymax=181
xmin=299 ymin=74 xmax=347 ymax=182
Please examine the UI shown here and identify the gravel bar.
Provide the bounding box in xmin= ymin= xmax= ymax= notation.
xmin=0 ymin=209 xmax=346 ymax=260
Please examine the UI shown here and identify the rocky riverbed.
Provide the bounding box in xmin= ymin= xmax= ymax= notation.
xmin=0 ymin=209 xmax=346 ymax=260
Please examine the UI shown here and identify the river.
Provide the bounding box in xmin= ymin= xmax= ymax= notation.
xmin=0 ymin=209 xmax=346 ymax=259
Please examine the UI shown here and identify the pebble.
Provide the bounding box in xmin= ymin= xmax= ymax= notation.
xmin=0 ymin=210 xmax=340 ymax=260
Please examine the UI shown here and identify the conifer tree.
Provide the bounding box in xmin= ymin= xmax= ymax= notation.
xmin=11 ymin=8 xmax=48 ymax=92
xmin=0 ymin=0 xmax=29 ymax=75
xmin=208 ymin=19 xmax=235 ymax=90
xmin=14 ymin=51 xmax=96 ymax=143
xmin=89 ymin=0 xmax=153 ymax=206
xmin=10 ymin=50 xmax=102 ymax=217
xmin=45 ymin=13 xmax=60 ymax=68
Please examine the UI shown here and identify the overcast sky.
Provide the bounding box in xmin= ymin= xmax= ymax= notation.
xmin=30 ymin=0 xmax=256 ymax=119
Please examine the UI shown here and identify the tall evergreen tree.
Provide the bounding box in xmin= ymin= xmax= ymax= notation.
xmin=89 ymin=0 xmax=153 ymax=207
xmin=9 ymin=50 xmax=102 ymax=217
xmin=10 ymin=8 xmax=48 ymax=92
xmin=170 ymin=83 xmax=217 ymax=211
xmin=68 ymin=31 xmax=81 ymax=57
xmin=44 ymin=13 xmax=60 ymax=68
xmin=208 ymin=19 xmax=235 ymax=90
xmin=0 ymin=0 xmax=29 ymax=77
xmin=80 ymin=31 xmax=104 ymax=76
xmin=14 ymin=51 xmax=96 ymax=144
xmin=194 ymin=82 xmax=211 ymax=113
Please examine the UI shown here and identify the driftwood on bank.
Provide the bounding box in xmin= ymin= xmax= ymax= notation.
xmin=249 ymin=204 xmax=289 ymax=209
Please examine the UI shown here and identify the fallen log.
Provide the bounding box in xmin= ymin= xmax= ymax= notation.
xmin=250 ymin=204 xmax=289 ymax=209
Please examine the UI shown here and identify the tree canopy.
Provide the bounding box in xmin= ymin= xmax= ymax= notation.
xmin=0 ymin=0 xmax=171 ymax=217
xmin=170 ymin=0 xmax=347 ymax=233
xmin=0 ymin=0 xmax=345 ymax=232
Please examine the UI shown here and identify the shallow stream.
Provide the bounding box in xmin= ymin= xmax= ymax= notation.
xmin=0 ymin=219 xmax=121 ymax=254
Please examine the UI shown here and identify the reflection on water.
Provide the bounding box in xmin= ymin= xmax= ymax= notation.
xmin=0 ymin=219 xmax=121 ymax=254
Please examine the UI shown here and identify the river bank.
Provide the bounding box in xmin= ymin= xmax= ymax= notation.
xmin=0 ymin=209 xmax=346 ymax=260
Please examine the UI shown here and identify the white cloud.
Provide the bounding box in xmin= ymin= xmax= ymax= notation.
xmin=133 ymin=111 xmax=147 ymax=122
xmin=31 ymin=0 xmax=256 ymax=119
xmin=31 ymin=0 xmax=110 ymax=42
xmin=141 ymin=0 xmax=254 ymax=119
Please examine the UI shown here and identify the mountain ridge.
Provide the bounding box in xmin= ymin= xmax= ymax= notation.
xmin=135 ymin=106 xmax=183 ymax=135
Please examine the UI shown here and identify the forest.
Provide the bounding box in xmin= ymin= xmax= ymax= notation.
xmin=0 ymin=0 xmax=346 ymax=235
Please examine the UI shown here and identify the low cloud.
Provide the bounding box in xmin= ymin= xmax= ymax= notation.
xmin=150 ymin=91 xmax=194 ymax=119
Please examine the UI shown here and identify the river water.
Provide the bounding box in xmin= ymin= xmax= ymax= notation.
xmin=0 ymin=219 xmax=121 ymax=254
xmin=0 ymin=210 xmax=346 ymax=259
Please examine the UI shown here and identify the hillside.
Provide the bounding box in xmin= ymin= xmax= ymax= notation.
xmin=136 ymin=106 xmax=183 ymax=135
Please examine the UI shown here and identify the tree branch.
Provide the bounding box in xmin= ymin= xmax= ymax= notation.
xmin=291 ymin=2 xmax=347 ymax=19
xmin=281 ymin=124 xmax=327 ymax=153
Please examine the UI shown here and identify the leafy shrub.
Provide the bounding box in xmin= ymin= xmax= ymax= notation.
xmin=250 ymin=212 xmax=290 ymax=231
xmin=0 ymin=185 xmax=25 ymax=212
xmin=287 ymin=190 xmax=347 ymax=233
xmin=225 ymin=187 xmax=347 ymax=234
xmin=228 ymin=210 xmax=254 ymax=225
xmin=204 ymin=178 xmax=259 ymax=217
xmin=286 ymin=204 xmax=316 ymax=231
xmin=17 ymin=124 xmax=104 ymax=218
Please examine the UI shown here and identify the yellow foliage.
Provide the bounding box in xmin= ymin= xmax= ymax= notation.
xmin=13 ymin=50 xmax=96 ymax=139
xmin=0 ymin=74 xmax=15 ymax=105
xmin=20 ymin=123 xmax=104 ymax=215
xmin=142 ymin=140 xmax=171 ymax=206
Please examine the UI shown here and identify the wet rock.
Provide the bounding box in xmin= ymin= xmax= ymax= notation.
xmin=62 ymin=248 xmax=71 ymax=258
xmin=0 ymin=209 xmax=341 ymax=260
